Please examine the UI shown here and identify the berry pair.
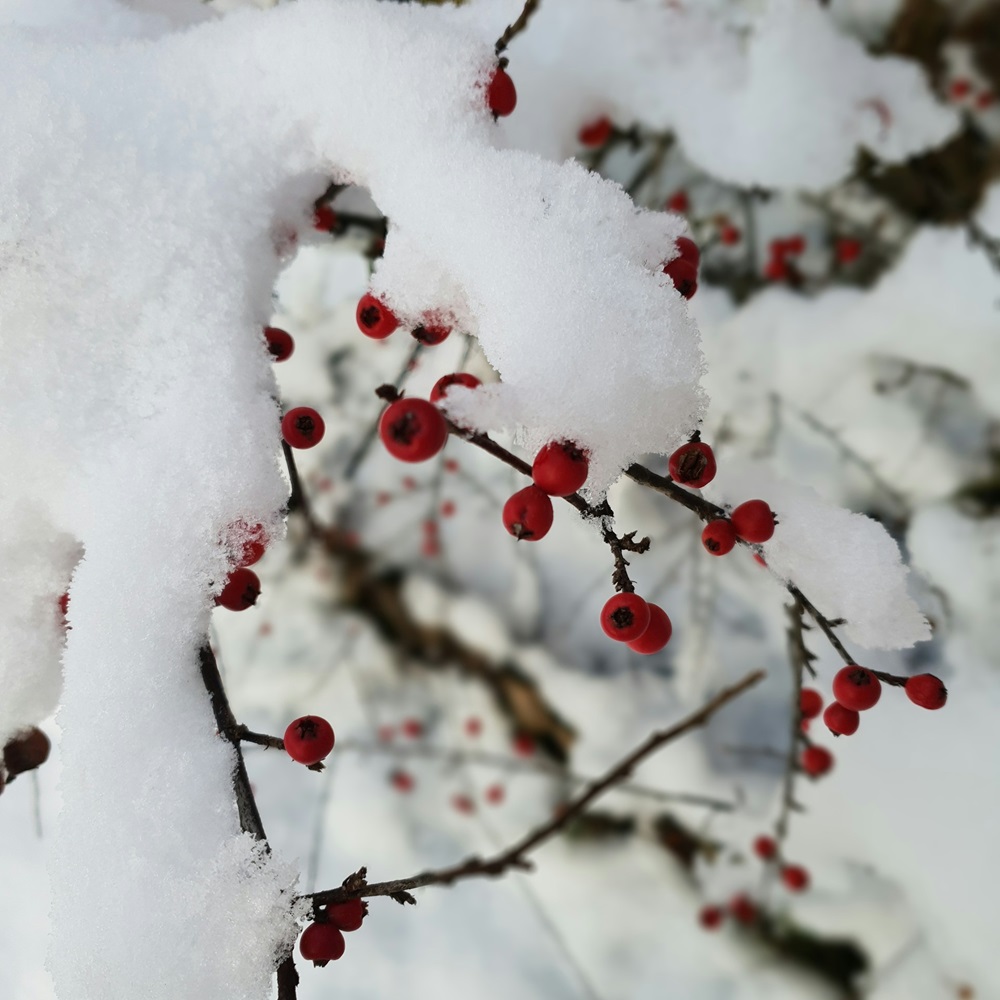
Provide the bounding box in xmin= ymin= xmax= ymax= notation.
xmin=764 ymin=235 xmax=805 ymax=282
xmin=599 ymin=593 xmax=672 ymax=655
xmin=701 ymin=500 xmax=775 ymax=555
xmin=355 ymin=293 xmax=454 ymax=347
xmin=751 ymin=836 xmax=809 ymax=891
xmin=299 ymin=898 xmax=365 ymax=967
xmin=501 ymin=441 xmax=590 ymax=543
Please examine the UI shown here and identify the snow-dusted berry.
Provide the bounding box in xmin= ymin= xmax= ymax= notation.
xmin=832 ymin=665 xmax=881 ymax=711
xmin=282 ymin=407 xmax=325 ymax=449
xmin=502 ymin=485 xmax=554 ymax=541
xmin=753 ymin=835 xmax=777 ymax=861
xmin=532 ymin=440 xmax=589 ymax=496
xmin=701 ymin=519 xmax=736 ymax=556
xmin=664 ymin=258 xmax=698 ymax=299
xmin=905 ymin=673 xmax=947 ymax=710
xmin=781 ymin=864 xmax=810 ymax=892
xmin=327 ymin=899 xmax=365 ymax=932
xmin=823 ymin=702 xmax=860 ymax=736
xmin=486 ymin=67 xmax=517 ymax=117
xmin=231 ymin=521 xmax=266 ymax=567
xmin=578 ymin=116 xmax=613 ymax=148
xmin=379 ymin=398 xmax=448 ymax=462
xmin=801 ymin=745 xmax=834 ymax=778
xmin=626 ymin=603 xmax=672 ymax=654
xmin=600 ymin=593 xmax=651 ymax=642
xmin=412 ymin=321 xmax=451 ymax=346
xmin=431 ymin=373 xmax=481 ymax=403
xmin=216 ymin=568 xmax=260 ymax=611
xmin=668 ymin=441 xmax=716 ymax=489
xmin=799 ymin=688 xmax=823 ymax=719
xmin=356 ymin=293 xmax=399 ymax=339
xmin=312 ymin=205 xmax=338 ymax=233
xmin=264 ymin=326 xmax=294 ymax=362
xmin=299 ymin=922 xmax=345 ymax=966
xmin=730 ymin=499 xmax=775 ymax=543
xmin=284 ymin=716 xmax=335 ymax=765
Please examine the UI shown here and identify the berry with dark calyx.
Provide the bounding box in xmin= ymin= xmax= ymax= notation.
xmin=356 ymin=293 xmax=399 ymax=340
xmin=626 ymin=603 xmax=672 ymax=654
xmin=801 ymin=745 xmax=834 ymax=778
xmin=284 ymin=716 xmax=335 ymax=766
xmin=216 ymin=568 xmax=261 ymax=611
xmin=905 ymin=673 xmax=947 ymax=710
xmin=282 ymin=407 xmax=325 ymax=449
xmin=431 ymin=373 xmax=481 ymax=403
xmin=578 ymin=116 xmax=613 ymax=148
xmin=3 ymin=727 xmax=51 ymax=777
xmin=411 ymin=321 xmax=451 ymax=346
xmin=832 ymin=665 xmax=882 ymax=711
xmin=264 ymin=326 xmax=294 ymax=362
xmin=834 ymin=237 xmax=862 ymax=264
xmin=823 ymin=702 xmax=860 ymax=736
xmin=502 ymin=485 xmax=554 ymax=541
xmin=799 ymin=688 xmax=823 ymax=719
xmin=668 ymin=440 xmax=716 ymax=489
xmin=753 ymin=835 xmax=777 ymax=861
xmin=730 ymin=499 xmax=775 ymax=543
xmin=663 ymin=258 xmax=698 ymax=299
xmin=327 ymin=899 xmax=365 ymax=932
xmin=728 ymin=894 xmax=757 ymax=925
xmin=379 ymin=398 xmax=449 ymax=463
xmin=532 ymin=440 xmax=589 ymax=496
xmin=667 ymin=191 xmax=689 ymax=214
xmin=312 ymin=205 xmax=338 ymax=233
xmin=701 ymin=519 xmax=736 ymax=556
xmin=699 ymin=905 xmax=724 ymax=930
xmin=781 ymin=864 xmax=810 ymax=892
xmin=675 ymin=236 xmax=700 ymax=267
xmin=486 ymin=66 xmax=517 ymax=117
xmin=299 ymin=922 xmax=345 ymax=966
xmin=600 ymin=592 xmax=651 ymax=642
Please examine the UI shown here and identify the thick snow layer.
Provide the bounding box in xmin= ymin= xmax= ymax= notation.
xmin=474 ymin=0 xmax=958 ymax=190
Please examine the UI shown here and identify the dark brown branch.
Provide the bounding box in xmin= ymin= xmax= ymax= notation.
xmin=495 ymin=0 xmax=541 ymax=57
xmin=305 ymin=669 xmax=764 ymax=910
xmin=282 ymin=440 xmax=317 ymax=532
xmin=786 ymin=585 xmax=853 ymax=665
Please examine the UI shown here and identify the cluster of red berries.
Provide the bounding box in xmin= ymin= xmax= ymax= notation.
xmin=947 ymin=77 xmax=995 ymax=110
xmin=299 ymin=897 xmax=366 ymax=967
xmin=215 ymin=520 xmax=269 ymax=612
xmin=764 ymin=234 xmax=805 ymax=282
xmin=502 ymin=439 xmax=589 ymax=542
xmin=662 ymin=235 xmax=699 ymax=300
xmin=599 ymin=593 xmax=673 ymax=655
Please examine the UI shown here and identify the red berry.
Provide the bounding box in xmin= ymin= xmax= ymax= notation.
xmin=799 ymin=688 xmax=823 ymax=719
xmin=666 ymin=191 xmax=689 ymax=214
xmin=753 ymin=835 xmax=777 ymax=861
xmin=764 ymin=256 xmax=790 ymax=282
xmin=486 ymin=67 xmax=517 ymax=117
xmin=282 ymin=407 xmax=325 ymax=449
xmin=431 ymin=373 xmax=481 ymax=403
xmin=728 ymin=894 xmax=757 ymax=925
xmin=905 ymin=673 xmax=947 ymax=710
xmin=832 ymin=665 xmax=881 ymax=711
xmin=264 ymin=326 xmax=294 ymax=362
xmin=284 ymin=716 xmax=335 ymax=765
xmin=3 ymin=727 xmax=51 ymax=777
xmin=299 ymin=922 xmax=345 ymax=966
xmin=949 ymin=78 xmax=972 ymax=100
xmin=379 ymin=398 xmax=448 ymax=463
xmin=401 ymin=718 xmax=424 ymax=739
xmin=532 ymin=440 xmax=589 ymax=496
xmin=502 ymin=485 xmax=554 ymax=541
xmin=976 ymin=91 xmax=995 ymax=110
xmin=699 ymin=905 xmax=724 ymax=930
xmin=801 ymin=745 xmax=834 ymax=778
xmin=452 ymin=793 xmax=475 ymax=814
xmin=464 ymin=717 xmax=482 ymax=737
xmin=730 ymin=500 xmax=775 ymax=543
xmin=485 ymin=783 xmax=505 ymax=805
xmin=668 ymin=441 xmax=716 ymax=489
xmin=781 ymin=864 xmax=810 ymax=892
xmin=823 ymin=702 xmax=860 ymax=736
xmin=391 ymin=769 xmax=415 ymax=792
xmin=440 ymin=500 xmax=456 ymax=518
xmin=719 ymin=223 xmax=741 ymax=246
xmin=356 ymin=293 xmax=399 ymax=340
xmin=216 ymin=568 xmax=261 ymax=611
xmin=326 ymin=899 xmax=365 ymax=932
xmin=512 ymin=733 xmax=535 ymax=757
xmin=600 ymin=593 xmax=651 ymax=642
xmin=231 ymin=521 xmax=267 ymax=567
xmin=578 ymin=115 xmax=613 ymax=148
xmin=663 ymin=258 xmax=698 ymax=299
xmin=782 ymin=235 xmax=805 ymax=255
xmin=377 ymin=725 xmax=394 ymax=743
xmin=444 ymin=459 xmax=459 ymax=473
xmin=626 ymin=603 xmax=672 ymax=654
xmin=701 ymin=519 xmax=736 ymax=556
xmin=412 ymin=321 xmax=451 ymax=346
xmin=312 ymin=205 xmax=338 ymax=233
xmin=834 ymin=237 xmax=862 ymax=264
xmin=675 ymin=236 xmax=700 ymax=267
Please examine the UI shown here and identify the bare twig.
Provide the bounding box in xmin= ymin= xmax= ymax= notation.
xmin=495 ymin=0 xmax=541 ymax=57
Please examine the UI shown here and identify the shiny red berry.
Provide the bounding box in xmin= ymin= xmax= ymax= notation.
xmin=284 ymin=716 xmax=335 ymax=765
xmin=799 ymin=688 xmax=823 ymax=719
xmin=216 ymin=568 xmax=261 ymax=611
xmin=668 ymin=441 xmax=716 ymax=489
xmin=823 ymin=702 xmax=860 ymax=736
xmin=753 ymin=835 xmax=777 ymax=861
xmin=431 ymin=373 xmax=481 ymax=403
xmin=327 ymin=899 xmax=365 ymax=932
xmin=282 ymin=407 xmax=325 ymax=449
xmin=781 ymin=864 xmax=810 ymax=892
xmin=600 ymin=593 xmax=651 ymax=642
xmin=379 ymin=398 xmax=448 ymax=462
xmin=701 ymin=519 xmax=736 ymax=555
xmin=356 ymin=293 xmax=399 ymax=339
xmin=299 ymin=922 xmax=345 ymax=966
xmin=502 ymin=485 xmax=554 ymax=541
xmin=730 ymin=500 xmax=775 ymax=543
xmin=801 ymin=745 xmax=834 ymax=778
xmin=264 ymin=326 xmax=294 ymax=362
xmin=532 ymin=440 xmax=589 ymax=496
xmin=578 ymin=116 xmax=613 ymax=147
xmin=905 ymin=673 xmax=947 ymax=710
xmin=663 ymin=258 xmax=698 ymax=299
xmin=699 ymin=905 xmax=724 ymax=930
xmin=626 ymin=603 xmax=672 ymax=654
xmin=486 ymin=67 xmax=517 ymax=117
xmin=832 ymin=665 xmax=881 ymax=711
xmin=675 ymin=236 xmax=700 ymax=267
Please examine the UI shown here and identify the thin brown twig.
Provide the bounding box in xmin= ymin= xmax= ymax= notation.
xmin=304 ymin=669 xmax=764 ymax=910
xmin=495 ymin=0 xmax=541 ymax=57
